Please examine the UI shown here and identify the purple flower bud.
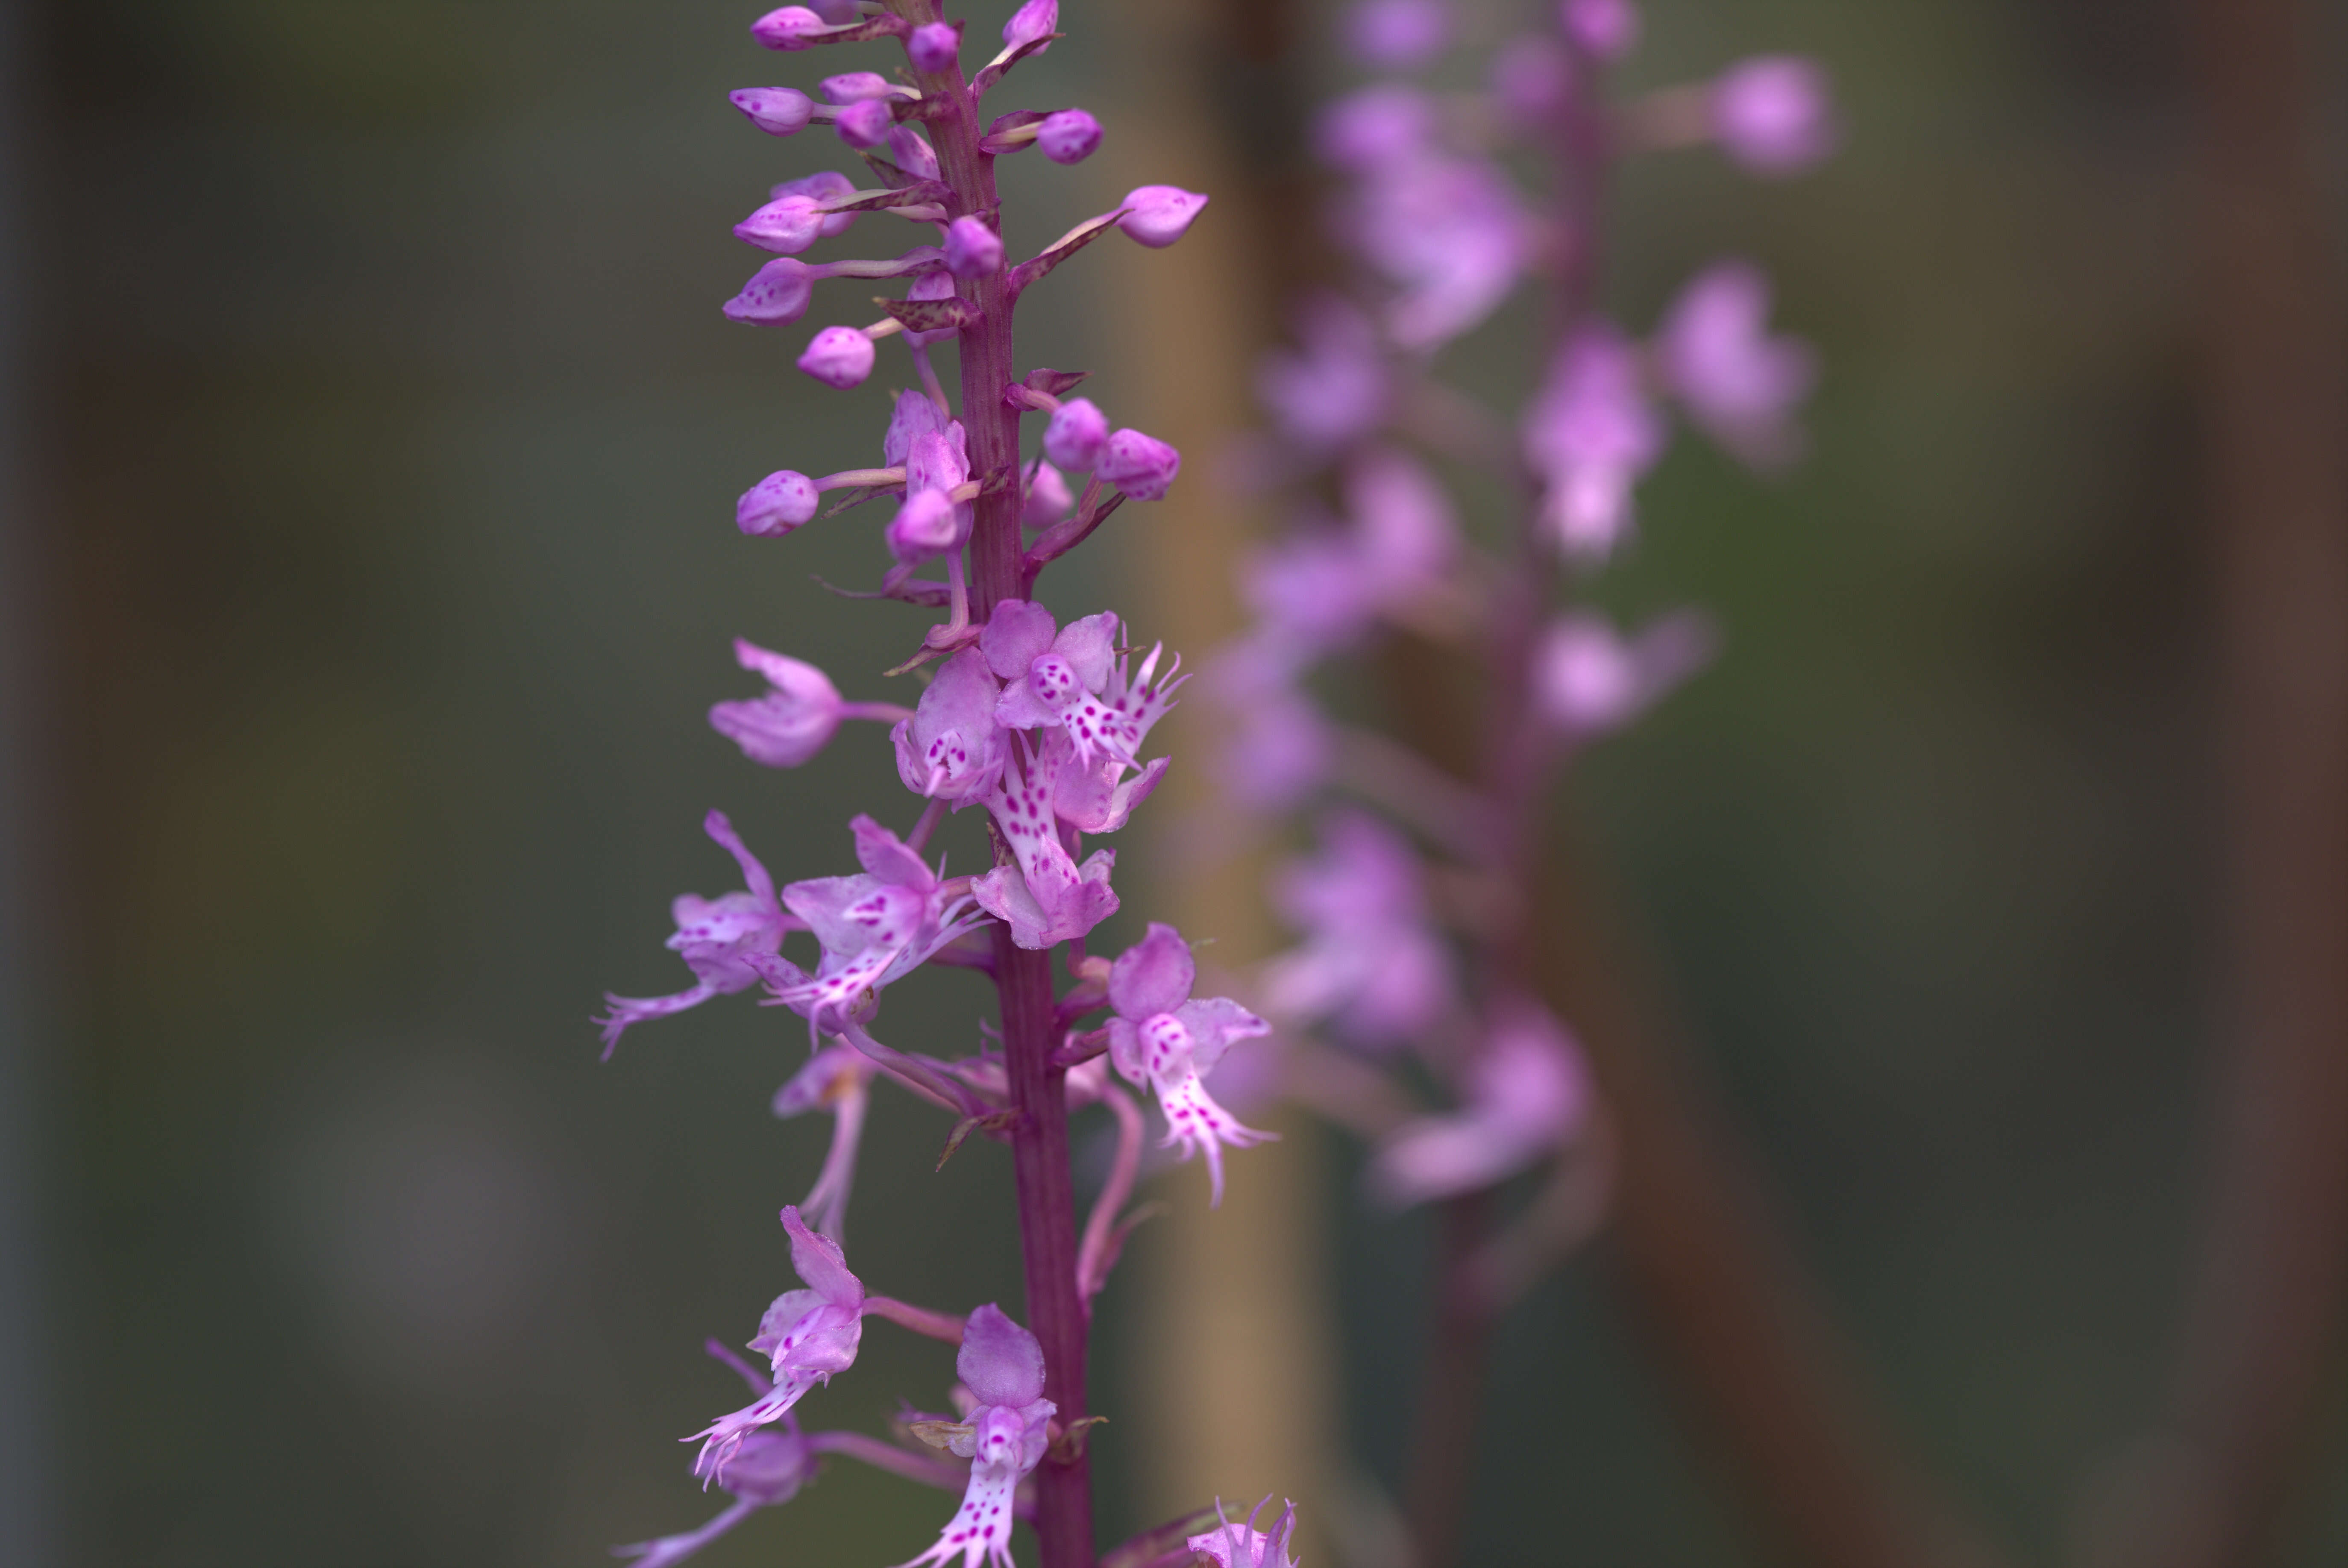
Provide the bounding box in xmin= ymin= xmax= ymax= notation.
xmin=1117 ymin=185 xmax=1209 ymax=248
xmin=885 ymin=487 xmax=960 ymax=565
xmin=729 ymin=87 xmax=816 ymax=136
xmin=1711 ymin=55 xmax=1836 ymax=176
xmin=833 ymin=98 xmax=893 ymax=149
xmin=1560 ymin=0 xmax=1638 ymax=60
xmin=772 ymin=170 xmax=858 ymax=237
xmin=1098 ymin=428 xmax=1181 ymax=501
xmin=1346 ymin=0 xmax=1450 ymax=70
xmin=906 ymin=423 xmax=970 ymax=496
xmin=1036 ymin=109 xmax=1102 ymax=165
xmin=797 ymin=326 xmax=875 ymax=388
xmin=1003 ymin=0 xmax=1057 ymax=52
xmin=734 ymin=195 xmax=825 ymax=255
xmin=1043 ymin=398 xmax=1109 ymax=471
xmin=884 ymin=387 xmax=948 ymax=467
xmin=891 ymin=426 xmax=974 ymax=560
xmin=723 ymin=258 xmax=816 ymax=327
xmin=750 ymin=6 xmax=827 ymax=50
xmin=1022 ymin=460 xmax=1073 ymax=527
xmin=737 ymin=470 xmax=820 ymax=536
xmin=907 ymin=21 xmax=960 ymax=72
xmin=1312 ymin=85 xmax=1434 ymax=171
xmin=886 ymin=124 xmax=940 ymax=180
xmin=820 ymin=71 xmax=897 ymax=104
xmin=901 ymin=269 xmax=962 ymax=348
xmin=945 ymin=216 xmax=1005 ymax=279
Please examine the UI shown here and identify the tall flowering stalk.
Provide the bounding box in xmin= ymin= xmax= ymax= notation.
xmin=1213 ymin=2 xmax=1833 ymax=1561
xmin=599 ymin=6 xmax=1290 ymax=1566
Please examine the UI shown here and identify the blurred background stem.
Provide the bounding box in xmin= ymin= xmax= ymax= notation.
xmin=2078 ymin=3 xmax=2348 ymax=1565
xmin=0 ymin=2 xmax=55 ymax=1560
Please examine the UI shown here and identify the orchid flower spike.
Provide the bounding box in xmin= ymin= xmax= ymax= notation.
xmin=597 ymin=811 xmax=797 ymax=1057
xmin=901 ymin=1305 xmax=1056 ymax=1568
xmin=1106 ymin=923 xmax=1276 ymax=1206
xmin=687 ymin=1206 xmax=865 ymax=1487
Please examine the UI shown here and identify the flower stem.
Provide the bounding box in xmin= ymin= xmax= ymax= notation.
xmin=990 ymin=918 xmax=1095 ymax=1568
xmin=900 ymin=2 xmax=1094 ymax=1559
xmin=1403 ymin=35 xmax=1611 ymax=1568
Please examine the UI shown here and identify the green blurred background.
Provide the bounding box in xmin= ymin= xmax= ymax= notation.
xmin=8 ymin=0 xmax=2345 ymax=1564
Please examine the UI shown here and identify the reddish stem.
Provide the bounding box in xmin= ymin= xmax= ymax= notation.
xmin=1400 ymin=35 xmax=1605 ymax=1568
xmin=2078 ymin=4 xmax=2348 ymax=1565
